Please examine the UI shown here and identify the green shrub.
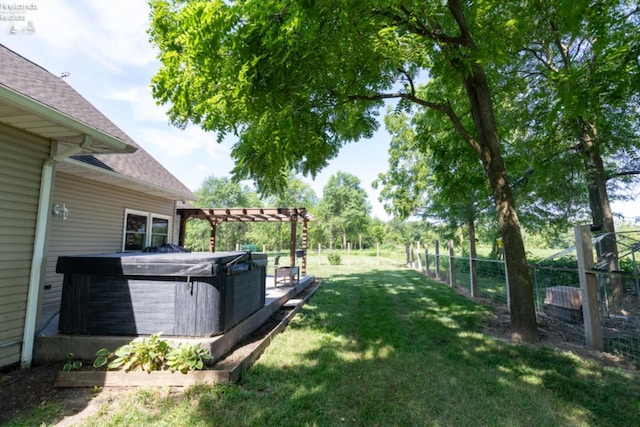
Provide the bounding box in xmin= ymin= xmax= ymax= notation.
xmin=166 ymin=342 xmax=212 ymax=373
xmin=328 ymin=252 xmax=341 ymax=265
xmin=62 ymin=353 xmax=82 ymax=372
xmin=93 ymin=333 xmax=211 ymax=373
xmin=108 ymin=333 xmax=170 ymax=373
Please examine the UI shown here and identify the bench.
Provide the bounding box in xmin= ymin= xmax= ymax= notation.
xmin=273 ymin=255 xmax=299 ymax=287
xmin=274 ymin=265 xmax=300 ymax=287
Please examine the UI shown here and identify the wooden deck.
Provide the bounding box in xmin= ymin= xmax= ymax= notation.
xmin=35 ymin=274 xmax=315 ymax=366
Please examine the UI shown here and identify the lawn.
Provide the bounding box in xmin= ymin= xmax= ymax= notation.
xmin=9 ymin=261 xmax=640 ymax=426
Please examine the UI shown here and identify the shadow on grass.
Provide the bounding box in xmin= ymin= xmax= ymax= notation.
xmin=86 ymin=266 xmax=640 ymax=426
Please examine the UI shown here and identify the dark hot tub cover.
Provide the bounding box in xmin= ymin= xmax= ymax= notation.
xmin=56 ymin=251 xmax=267 ymax=277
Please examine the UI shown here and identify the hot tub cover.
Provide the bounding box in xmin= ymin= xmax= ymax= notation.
xmin=56 ymin=251 xmax=267 ymax=277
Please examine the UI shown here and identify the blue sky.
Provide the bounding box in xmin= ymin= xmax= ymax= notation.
xmin=1 ymin=0 xmax=637 ymax=224
xmin=0 ymin=0 xmax=392 ymax=219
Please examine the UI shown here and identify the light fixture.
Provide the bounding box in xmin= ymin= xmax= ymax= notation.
xmin=52 ymin=203 xmax=69 ymax=222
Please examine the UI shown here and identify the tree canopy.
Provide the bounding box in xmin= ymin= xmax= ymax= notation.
xmin=317 ymin=172 xmax=371 ymax=249
xmin=148 ymin=0 xmax=599 ymax=342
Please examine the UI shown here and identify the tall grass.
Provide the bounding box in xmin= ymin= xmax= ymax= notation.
xmin=12 ymin=263 xmax=640 ymax=426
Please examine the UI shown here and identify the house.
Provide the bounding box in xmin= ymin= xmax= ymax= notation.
xmin=0 ymin=44 xmax=195 ymax=369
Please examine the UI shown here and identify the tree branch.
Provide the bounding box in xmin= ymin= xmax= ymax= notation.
xmin=447 ymin=0 xmax=475 ymax=49
xmin=397 ymin=67 xmax=416 ymax=94
xmin=346 ymin=90 xmax=482 ymax=155
xmin=607 ymin=170 xmax=640 ymax=180
xmin=522 ymin=47 xmax=558 ymax=73
xmin=372 ymin=5 xmax=466 ymax=46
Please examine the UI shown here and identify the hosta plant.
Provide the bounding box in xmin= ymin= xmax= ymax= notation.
xmin=93 ymin=333 xmax=211 ymax=374
xmin=94 ymin=333 xmax=169 ymax=373
xmin=62 ymin=352 xmax=82 ymax=371
xmin=166 ymin=342 xmax=212 ymax=374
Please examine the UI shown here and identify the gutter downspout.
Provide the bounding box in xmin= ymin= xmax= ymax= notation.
xmin=20 ymin=135 xmax=93 ymax=369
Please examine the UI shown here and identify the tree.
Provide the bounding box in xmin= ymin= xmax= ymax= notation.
xmin=261 ymin=174 xmax=319 ymax=251
xmin=512 ymin=0 xmax=640 ymax=231
xmin=317 ymin=172 xmax=371 ymax=249
xmin=187 ymin=175 xmax=261 ymax=251
xmin=149 ymin=0 xmax=539 ymax=342
xmin=376 ymin=105 xmax=490 ymax=287
xmin=507 ymin=1 xmax=640 ymax=302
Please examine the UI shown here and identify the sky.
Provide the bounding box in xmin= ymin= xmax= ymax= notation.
xmin=0 ymin=0 xmax=393 ymax=219
xmin=0 ymin=0 xmax=637 ymax=224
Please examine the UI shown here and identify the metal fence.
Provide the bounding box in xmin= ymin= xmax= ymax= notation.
xmin=416 ymin=232 xmax=640 ymax=367
xmin=298 ymin=237 xmax=640 ymax=366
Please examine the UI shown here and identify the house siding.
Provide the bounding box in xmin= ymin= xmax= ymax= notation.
xmin=43 ymin=172 xmax=178 ymax=313
xmin=0 ymin=123 xmax=50 ymax=368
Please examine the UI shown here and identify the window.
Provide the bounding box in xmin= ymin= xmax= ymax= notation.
xmin=123 ymin=209 xmax=171 ymax=251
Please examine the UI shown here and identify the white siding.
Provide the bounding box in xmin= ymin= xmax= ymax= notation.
xmin=0 ymin=123 xmax=50 ymax=368
xmin=43 ymin=172 xmax=178 ymax=311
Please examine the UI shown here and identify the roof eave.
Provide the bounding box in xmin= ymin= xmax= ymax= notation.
xmin=0 ymin=84 xmax=137 ymax=154
xmin=61 ymin=157 xmax=196 ymax=202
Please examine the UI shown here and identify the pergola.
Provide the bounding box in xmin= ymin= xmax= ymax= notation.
xmin=177 ymin=207 xmax=313 ymax=274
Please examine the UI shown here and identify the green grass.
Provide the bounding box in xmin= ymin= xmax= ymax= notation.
xmin=12 ymin=263 xmax=640 ymax=426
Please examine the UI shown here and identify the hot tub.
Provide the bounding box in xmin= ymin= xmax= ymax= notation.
xmin=56 ymin=251 xmax=267 ymax=336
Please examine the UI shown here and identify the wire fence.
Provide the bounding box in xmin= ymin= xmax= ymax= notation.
xmin=412 ymin=241 xmax=640 ymax=368
xmin=265 ymin=238 xmax=640 ymax=367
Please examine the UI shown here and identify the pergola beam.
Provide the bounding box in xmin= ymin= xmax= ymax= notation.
xmin=176 ymin=207 xmax=313 ymax=274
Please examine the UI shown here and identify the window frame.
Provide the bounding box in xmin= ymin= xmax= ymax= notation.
xmin=122 ymin=209 xmax=172 ymax=252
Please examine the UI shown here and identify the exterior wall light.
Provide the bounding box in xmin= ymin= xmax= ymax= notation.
xmin=52 ymin=203 xmax=69 ymax=221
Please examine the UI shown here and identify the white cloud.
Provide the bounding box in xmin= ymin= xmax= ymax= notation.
xmin=29 ymin=0 xmax=155 ymax=72
xmin=137 ymin=126 xmax=231 ymax=161
xmin=105 ymin=84 xmax=170 ymax=122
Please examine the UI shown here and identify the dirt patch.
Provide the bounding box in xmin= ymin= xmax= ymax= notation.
xmin=481 ymin=306 xmax=639 ymax=374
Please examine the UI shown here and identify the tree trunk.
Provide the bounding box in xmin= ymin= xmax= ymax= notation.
xmin=578 ymin=118 xmax=622 ymax=301
xmin=462 ymin=63 xmax=539 ymax=343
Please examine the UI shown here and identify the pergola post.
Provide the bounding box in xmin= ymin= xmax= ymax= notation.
xmin=207 ymin=219 xmax=217 ymax=253
xmin=289 ymin=215 xmax=297 ymax=267
xmin=302 ymin=218 xmax=308 ymax=275
xmin=178 ymin=214 xmax=188 ymax=247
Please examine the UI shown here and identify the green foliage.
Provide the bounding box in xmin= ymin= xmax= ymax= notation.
xmin=93 ymin=348 xmax=111 ymax=369
xmin=501 ymin=0 xmax=640 ymax=232
xmin=186 ymin=175 xmax=262 ymax=252
xmin=108 ymin=334 xmax=170 ymax=373
xmin=93 ymin=334 xmax=211 ymax=374
xmin=166 ymin=342 xmax=213 ymax=374
xmin=327 ymin=252 xmax=341 ymax=265
xmin=148 ymin=0 xmax=640 ymax=341
xmin=62 ymin=353 xmax=82 ymax=372
xmin=317 ymin=172 xmax=371 ymax=249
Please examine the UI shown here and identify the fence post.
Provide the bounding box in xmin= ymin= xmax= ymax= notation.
xmin=416 ymin=240 xmax=422 ymax=271
xmin=468 ymin=220 xmax=478 ymax=298
xmin=410 ymin=243 xmax=416 ymax=269
xmin=425 ymin=243 xmax=430 ymax=276
xmin=347 ymin=242 xmax=351 ymax=265
xmin=435 ymin=240 xmax=440 ymax=281
xmin=504 ymin=255 xmax=510 ymax=312
xmin=449 ymin=239 xmax=455 ymax=287
xmin=575 ymin=225 xmax=604 ymax=351
xmin=405 ymin=242 xmax=411 ymax=266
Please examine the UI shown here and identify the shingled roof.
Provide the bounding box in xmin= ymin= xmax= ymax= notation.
xmin=0 ymin=44 xmax=194 ymax=200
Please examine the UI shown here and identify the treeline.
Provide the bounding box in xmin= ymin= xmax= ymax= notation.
xmin=183 ymin=173 xmax=621 ymax=254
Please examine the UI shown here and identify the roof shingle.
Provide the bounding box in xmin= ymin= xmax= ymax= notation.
xmin=0 ymin=44 xmax=194 ymax=200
